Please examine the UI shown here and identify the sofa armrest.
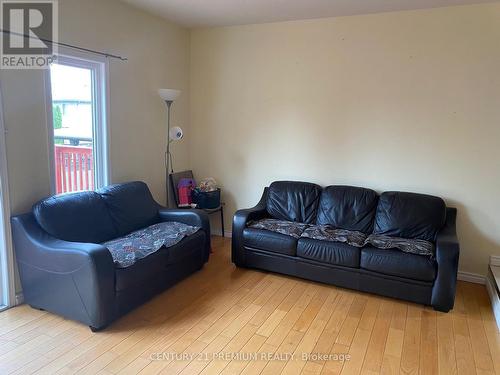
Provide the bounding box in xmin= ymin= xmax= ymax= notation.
xmin=232 ymin=188 xmax=269 ymax=266
xmin=431 ymin=207 xmax=460 ymax=312
xmin=11 ymin=213 xmax=115 ymax=329
xmin=158 ymin=208 xmax=211 ymax=261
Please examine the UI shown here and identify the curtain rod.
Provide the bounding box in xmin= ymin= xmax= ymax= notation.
xmin=0 ymin=29 xmax=128 ymax=61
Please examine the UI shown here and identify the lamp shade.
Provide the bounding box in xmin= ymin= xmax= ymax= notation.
xmin=158 ymin=88 xmax=181 ymax=101
xmin=169 ymin=126 xmax=183 ymax=141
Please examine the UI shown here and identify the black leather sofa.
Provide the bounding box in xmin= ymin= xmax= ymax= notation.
xmin=232 ymin=181 xmax=459 ymax=312
xmin=11 ymin=181 xmax=211 ymax=330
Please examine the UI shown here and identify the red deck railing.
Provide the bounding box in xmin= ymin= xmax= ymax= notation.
xmin=55 ymin=145 xmax=94 ymax=194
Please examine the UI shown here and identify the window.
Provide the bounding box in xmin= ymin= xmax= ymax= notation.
xmin=47 ymin=52 xmax=109 ymax=194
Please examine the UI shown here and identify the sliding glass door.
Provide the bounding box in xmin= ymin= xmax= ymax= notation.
xmin=0 ymin=82 xmax=15 ymax=310
xmin=0 ymin=184 xmax=8 ymax=309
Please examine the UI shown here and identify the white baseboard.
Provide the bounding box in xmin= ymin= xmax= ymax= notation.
xmin=490 ymin=255 xmax=500 ymax=267
xmin=457 ymin=271 xmax=485 ymax=284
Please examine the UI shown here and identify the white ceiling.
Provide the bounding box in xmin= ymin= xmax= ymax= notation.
xmin=122 ymin=0 xmax=496 ymax=28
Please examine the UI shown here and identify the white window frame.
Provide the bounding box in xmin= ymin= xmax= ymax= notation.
xmin=0 ymin=82 xmax=16 ymax=310
xmin=44 ymin=48 xmax=111 ymax=194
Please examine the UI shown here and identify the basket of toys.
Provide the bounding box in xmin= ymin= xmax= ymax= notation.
xmin=191 ymin=178 xmax=221 ymax=209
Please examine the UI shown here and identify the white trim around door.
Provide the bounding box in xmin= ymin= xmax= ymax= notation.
xmin=0 ymin=81 xmax=16 ymax=310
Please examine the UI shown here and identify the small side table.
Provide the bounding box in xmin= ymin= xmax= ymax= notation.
xmin=169 ymin=170 xmax=225 ymax=237
xmin=202 ymin=205 xmax=225 ymax=237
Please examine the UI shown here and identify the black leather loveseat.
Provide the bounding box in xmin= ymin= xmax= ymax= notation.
xmin=232 ymin=181 xmax=459 ymax=312
xmin=11 ymin=181 xmax=211 ymax=330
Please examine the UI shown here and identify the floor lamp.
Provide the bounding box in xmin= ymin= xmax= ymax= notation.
xmin=159 ymin=88 xmax=181 ymax=207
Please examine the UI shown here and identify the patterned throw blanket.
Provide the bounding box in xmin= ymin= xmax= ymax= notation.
xmin=364 ymin=234 xmax=434 ymax=257
xmin=247 ymin=219 xmax=434 ymax=257
xmin=247 ymin=218 xmax=309 ymax=239
xmin=103 ymin=222 xmax=200 ymax=268
xmin=301 ymin=225 xmax=367 ymax=248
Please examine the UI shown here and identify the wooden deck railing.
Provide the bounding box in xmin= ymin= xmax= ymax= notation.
xmin=54 ymin=145 xmax=93 ymax=194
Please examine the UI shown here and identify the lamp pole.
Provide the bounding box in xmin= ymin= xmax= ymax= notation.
xmin=165 ymin=100 xmax=173 ymax=207
xmin=158 ymin=88 xmax=180 ymax=208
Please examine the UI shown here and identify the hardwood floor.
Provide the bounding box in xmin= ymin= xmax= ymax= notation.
xmin=0 ymin=237 xmax=499 ymax=375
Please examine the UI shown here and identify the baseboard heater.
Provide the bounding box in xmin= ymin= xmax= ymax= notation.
xmin=486 ymin=258 xmax=500 ymax=330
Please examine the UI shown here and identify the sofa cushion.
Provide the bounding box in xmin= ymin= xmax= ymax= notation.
xmin=33 ymin=191 xmax=117 ymax=243
xmin=115 ymin=247 xmax=168 ymax=291
xmin=115 ymin=229 xmax=205 ymax=291
xmin=374 ymin=192 xmax=446 ymax=241
xmin=297 ymin=238 xmax=360 ymax=268
xmin=247 ymin=218 xmax=309 ymax=239
xmin=243 ymin=228 xmax=297 ymax=256
xmin=167 ymin=230 xmax=206 ymax=264
xmin=360 ymin=246 xmax=437 ymax=282
xmin=266 ymin=181 xmax=322 ymax=224
xmin=365 ymin=234 xmax=434 ymax=257
xmin=103 ymin=222 xmax=201 ymax=268
xmin=317 ymin=186 xmax=378 ymax=233
xmin=98 ymin=181 xmax=160 ymax=236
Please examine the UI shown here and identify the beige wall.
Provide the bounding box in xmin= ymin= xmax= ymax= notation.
xmin=190 ymin=3 xmax=500 ymax=276
xmin=0 ymin=0 xmax=191 ymax=293
xmin=1 ymin=0 xmax=190 ymax=215
xmin=2 ymin=1 xmax=499 ymax=292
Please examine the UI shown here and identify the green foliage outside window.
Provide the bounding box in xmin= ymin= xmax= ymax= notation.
xmin=53 ymin=105 xmax=62 ymax=129
xmin=53 ymin=105 xmax=63 ymax=144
